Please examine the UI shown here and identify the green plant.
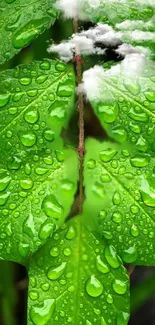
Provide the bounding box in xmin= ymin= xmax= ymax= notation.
xmin=0 ymin=0 xmax=155 ymax=324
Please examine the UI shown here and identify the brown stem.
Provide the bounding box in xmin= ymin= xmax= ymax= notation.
xmin=73 ymin=16 xmax=85 ymax=214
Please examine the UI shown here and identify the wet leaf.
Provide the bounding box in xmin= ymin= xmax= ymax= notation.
xmin=28 ymin=217 xmax=130 ymax=325
xmin=0 ymin=0 xmax=58 ymax=65
xmin=84 ymin=138 xmax=155 ymax=266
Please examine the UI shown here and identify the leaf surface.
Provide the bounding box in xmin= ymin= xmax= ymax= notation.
xmin=0 ymin=0 xmax=58 ymax=65
xmin=84 ymin=138 xmax=155 ymax=266
xmin=28 ymin=217 xmax=130 ymax=325
xmin=88 ymin=61 xmax=155 ymax=154
xmin=0 ymin=60 xmax=78 ymax=264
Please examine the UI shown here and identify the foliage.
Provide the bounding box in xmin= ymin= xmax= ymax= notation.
xmin=0 ymin=0 xmax=155 ymax=325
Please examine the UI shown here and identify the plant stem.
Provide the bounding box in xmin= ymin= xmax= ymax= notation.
xmin=73 ymin=15 xmax=85 ymax=214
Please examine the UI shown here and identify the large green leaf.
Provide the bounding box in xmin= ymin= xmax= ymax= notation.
xmin=0 ymin=60 xmax=78 ymax=264
xmin=0 ymin=0 xmax=58 ymax=65
xmin=84 ymin=138 xmax=155 ymax=266
xmin=27 ymin=217 xmax=130 ymax=325
xmin=87 ymin=60 xmax=155 ymax=154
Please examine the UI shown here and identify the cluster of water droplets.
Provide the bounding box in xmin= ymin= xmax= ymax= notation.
xmin=27 ymin=220 xmax=129 ymax=325
xmin=86 ymin=141 xmax=155 ymax=265
xmin=1 ymin=0 xmax=57 ymax=63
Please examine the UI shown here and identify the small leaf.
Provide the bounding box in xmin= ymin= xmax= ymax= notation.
xmin=28 ymin=217 xmax=130 ymax=325
xmin=84 ymin=138 xmax=155 ymax=266
xmin=0 ymin=0 xmax=58 ymax=65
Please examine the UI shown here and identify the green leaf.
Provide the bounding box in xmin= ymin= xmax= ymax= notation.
xmin=0 ymin=0 xmax=58 ymax=65
xmin=83 ymin=0 xmax=154 ymax=26
xmin=88 ymin=60 xmax=155 ymax=153
xmin=28 ymin=217 xmax=130 ymax=325
xmin=84 ymin=138 xmax=155 ymax=266
xmin=0 ymin=60 xmax=78 ymax=264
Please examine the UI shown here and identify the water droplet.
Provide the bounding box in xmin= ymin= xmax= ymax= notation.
xmin=136 ymin=136 xmax=148 ymax=152
xmin=112 ymin=212 xmax=122 ymax=223
xmin=30 ymin=299 xmax=55 ymax=325
xmin=113 ymin=191 xmax=121 ymax=205
xmin=129 ymin=122 xmax=141 ymax=134
xmin=112 ymin=278 xmax=127 ymax=295
xmin=39 ymin=220 xmax=55 ymax=240
xmin=41 ymin=283 xmax=50 ymax=292
xmin=0 ymin=93 xmax=10 ymax=107
xmin=29 ymin=290 xmax=39 ymax=301
xmin=96 ymin=255 xmax=110 ymax=274
xmin=40 ymin=61 xmax=51 ymax=70
xmin=124 ymin=79 xmax=141 ymax=95
xmin=86 ymin=275 xmax=103 ymax=297
xmin=19 ymin=132 xmax=36 ymax=147
xmin=24 ymin=163 xmax=31 ymax=175
xmin=12 ymin=18 xmax=50 ymax=49
xmin=130 ymin=205 xmax=139 ymax=214
xmin=5 ymin=0 xmax=16 ymax=3
xmin=117 ymin=311 xmax=130 ymax=325
xmin=43 ymin=129 xmax=54 ymax=142
xmin=55 ymin=150 xmax=64 ymax=162
xmin=23 ymin=214 xmax=35 ymax=238
xmin=35 ymin=167 xmax=48 ymax=175
xmin=145 ymin=91 xmax=155 ymax=102
xmin=27 ymin=89 xmax=38 ymax=97
xmin=24 ymin=109 xmax=39 ymax=124
xmin=18 ymin=243 xmax=30 ymax=258
xmin=55 ymin=62 xmax=66 ymax=71
xmin=111 ymin=127 xmax=127 ymax=142
xmin=122 ymin=246 xmax=137 ymax=263
xmin=20 ymin=179 xmax=33 ymax=190
xmin=100 ymin=173 xmax=111 ymax=182
xmin=42 ymin=195 xmax=63 ymax=220
xmin=129 ymin=107 xmax=148 ymax=122
xmin=47 ymin=262 xmax=66 ymax=280
xmin=57 ymin=81 xmax=73 ymax=97
xmin=130 ymin=156 xmax=149 ymax=167
xmin=101 ymin=317 xmax=107 ymax=325
xmin=87 ymin=159 xmax=96 ymax=169
xmin=140 ymin=176 xmax=155 ymax=207
xmin=50 ymin=247 xmax=59 ymax=257
xmin=63 ymin=247 xmax=71 ymax=256
xmin=105 ymin=245 xmax=121 ymax=268
xmin=65 ymin=226 xmax=76 ymax=240
xmin=8 ymin=156 xmax=21 ymax=170
xmin=0 ymin=193 xmax=10 ymax=206
xmin=130 ymin=224 xmax=139 ymax=237
xmin=97 ymin=102 xmax=118 ymax=123
xmin=36 ymin=75 xmax=48 ymax=84
xmin=43 ymin=156 xmax=53 ymax=165
xmin=100 ymin=148 xmax=117 ymax=162
xmin=0 ymin=175 xmax=11 ymax=191
xmin=48 ymin=101 xmax=66 ymax=120
xmin=9 ymin=107 xmax=18 ymax=115
xmin=19 ymin=77 xmax=31 ymax=86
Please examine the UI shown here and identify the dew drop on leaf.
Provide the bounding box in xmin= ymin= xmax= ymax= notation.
xmin=18 ymin=242 xmax=30 ymax=258
xmin=111 ymin=127 xmax=127 ymax=142
xmin=121 ymin=246 xmax=137 ymax=263
xmin=112 ymin=279 xmax=127 ymax=295
xmin=19 ymin=132 xmax=36 ymax=147
xmin=86 ymin=275 xmax=103 ymax=297
xmin=12 ymin=18 xmax=50 ymax=49
xmin=42 ymin=194 xmax=63 ymax=220
xmin=23 ymin=214 xmax=35 ymax=238
xmin=8 ymin=156 xmax=21 ymax=170
xmin=50 ymin=247 xmax=59 ymax=257
xmin=96 ymin=255 xmax=110 ymax=274
xmin=100 ymin=148 xmax=117 ymax=162
xmin=113 ymin=190 xmax=121 ymax=205
xmin=24 ymin=109 xmax=39 ymax=124
xmin=47 ymin=262 xmax=66 ymax=280
xmin=30 ymin=299 xmax=55 ymax=325
xmin=145 ymin=91 xmax=155 ymax=102
xmin=87 ymin=159 xmax=96 ymax=169
xmin=65 ymin=225 xmax=76 ymax=240
xmin=39 ymin=220 xmax=55 ymax=240
xmin=112 ymin=212 xmax=122 ymax=223
xmin=20 ymin=179 xmax=33 ymax=190
xmin=97 ymin=102 xmax=118 ymax=123
xmin=130 ymin=224 xmax=139 ymax=237
xmin=140 ymin=176 xmax=155 ymax=207
xmin=0 ymin=175 xmax=11 ymax=191
xmin=106 ymin=294 xmax=113 ymax=304
xmin=104 ymin=245 xmax=121 ymax=268
xmin=123 ymin=80 xmax=141 ymax=96
xmin=0 ymin=93 xmax=10 ymax=107
xmin=43 ymin=129 xmax=54 ymax=142
xmin=130 ymin=156 xmax=149 ymax=167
